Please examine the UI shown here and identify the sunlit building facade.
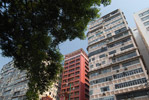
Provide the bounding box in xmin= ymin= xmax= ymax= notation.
xmin=0 ymin=61 xmax=28 ymax=100
xmin=60 ymin=49 xmax=89 ymax=100
xmin=134 ymin=8 xmax=149 ymax=51
xmin=0 ymin=61 xmax=61 ymax=100
xmin=87 ymin=9 xmax=149 ymax=100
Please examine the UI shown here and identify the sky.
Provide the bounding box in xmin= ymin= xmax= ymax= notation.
xmin=0 ymin=0 xmax=149 ymax=70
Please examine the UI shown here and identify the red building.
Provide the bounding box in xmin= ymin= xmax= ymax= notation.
xmin=60 ymin=49 xmax=89 ymax=100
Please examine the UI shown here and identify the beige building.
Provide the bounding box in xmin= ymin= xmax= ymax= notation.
xmin=39 ymin=80 xmax=61 ymax=100
xmin=0 ymin=61 xmax=61 ymax=100
xmin=0 ymin=61 xmax=28 ymax=100
xmin=132 ymin=28 xmax=149 ymax=74
xmin=133 ymin=8 xmax=149 ymax=51
xmin=87 ymin=9 xmax=149 ymax=100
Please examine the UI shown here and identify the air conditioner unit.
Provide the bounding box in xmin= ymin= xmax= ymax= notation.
xmin=124 ymin=67 xmax=128 ymax=70
xmin=102 ymin=93 xmax=106 ymax=96
xmin=116 ymin=70 xmax=119 ymax=73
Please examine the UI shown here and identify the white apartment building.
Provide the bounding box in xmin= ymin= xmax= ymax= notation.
xmin=132 ymin=28 xmax=149 ymax=74
xmin=0 ymin=61 xmax=28 ymax=100
xmin=134 ymin=8 xmax=149 ymax=51
xmin=87 ymin=9 xmax=149 ymax=100
xmin=0 ymin=61 xmax=61 ymax=100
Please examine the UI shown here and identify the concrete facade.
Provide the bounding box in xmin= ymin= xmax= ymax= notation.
xmin=87 ymin=9 xmax=149 ymax=100
xmin=0 ymin=61 xmax=61 ymax=100
xmin=0 ymin=61 xmax=28 ymax=100
xmin=133 ymin=8 xmax=149 ymax=51
xmin=132 ymin=28 xmax=149 ymax=75
xmin=60 ymin=49 xmax=89 ymax=100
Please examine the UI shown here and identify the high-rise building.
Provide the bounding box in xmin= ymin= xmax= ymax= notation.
xmin=132 ymin=28 xmax=149 ymax=73
xmin=87 ymin=9 xmax=149 ymax=100
xmin=133 ymin=8 xmax=149 ymax=51
xmin=0 ymin=61 xmax=61 ymax=100
xmin=60 ymin=49 xmax=89 ymax=100
xmin=0 ymin=61 xmax=28 ymax=100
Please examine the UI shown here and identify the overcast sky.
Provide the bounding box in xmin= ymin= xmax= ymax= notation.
xmin=0 ymin=0 xmax=149 ymax=70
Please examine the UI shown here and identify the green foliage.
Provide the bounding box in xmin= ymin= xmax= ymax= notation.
xmin=0 ymin=0 xmax=111 ymax=99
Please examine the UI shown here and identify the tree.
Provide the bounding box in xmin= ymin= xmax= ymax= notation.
xmin=0 ymin=0 xmax=111 ymax=99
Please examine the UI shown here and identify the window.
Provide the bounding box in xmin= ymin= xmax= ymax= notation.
xmin=76 ymin=59 xmax=80 ymax=62
xmin=108 ymin=37 xmax=113 ymax=42
xmin=64 ymin=75 xmax=67 ymax=78
xmin=90 ymin=65 xmax=93 ymax=69
xmin=112 ymin=65 xmax=120 ymax=70
xmin=101 ymin=86 xmax=110 ymax=92
xmin=65 ymin=67 xmax=68 ymax=70
xmin=102 ymin=61 xmax=105 ymax=64
xmin=69 ymin=69 xmax=74 ymax=72
xmin=88 ymin=35 xmax=94 ymax=40
xmin=115 ymin=27 xmax=127 ymax=34
xmin=115 ymin=78 xmax=147 ymax=89
xmin=69 ymin=60 xmax=75 ymax=64
xmin=76 ymin=67 xmax=80 ymax=70
xmin=92 ymin=58 xmax=95 ymax=61
xmin=75 ymin=71 xmax=79 ymax=75
xmin=88 ymin=47 xmax=107 ymax=57
xmin=65 ymin=63 xmax=68 ymax=66
xmin=144 ymin=21 xmax=149 ymax=26
xmin=90 ymin=76 xmax=112 ymax=85
xmin=89 ymin=59 xmax=91 ymax=62
xmin=111 ymin=18 xmax=123 ymax=24
xmin=120 ymin=44 xmax=134 ymax=51
xmin=69 ymin=64 xmax=75 ymax=68
xmin=89 ymin=90 xmax=93 ymax=95
xmin=64 ymin=71 xmax=67 ymax=74
xmin=13 ymin=91 xmax=20 ymax=96
xmin=76 ymin=63 xmax=80 ymax=66
xmin=99 ymin=54 xmax=106 ymax=58
xmin=108 ymin=37 xmax=131 ymax=48
xmin=105 ymin=13 xmax=120 ymax=22
xmin=68 ymin=73 xmax=74 ymax=77
xmin=74 ymin=97 xmax=79 ymax=100
xmin=113 ymin=68 xmax=143 ymax=79
xmin=139 ymin=10 xmax=149 ymax=17
xmin=90 ymin=41 xmax=106 ymax=49
xmin=96 ymin=32 xmax=103 ymax=36
xmin=96 ymin=63 xmax=101 ymax=67
xmin=68 ymin=78 xmax=74 ymax=82
xmin=107 ymin=33 xmax=112 ymax=37
xmin=116 ymin=51 xmax=137 ymax=62
xmin=105 ymin=23 xmax=125 ymax=32
xmin=75 ymin=92 xmax=79 ymax=95
xmin=141 ymin=15 xmax=149 ymax=21
xmin=75 ymin=76 xmax=79 ymax=79
xmin=100 ymin=68 xmax=111 ymax=74
xmin=114 ymin=31 xmax=128 ymax=39
xmin=88 ymin=36 xmax=105 ymax=45
xmin=93 ymin=96 xmax=114 ymax=100
xmin=122 ymin=59 xmax=140 ymax=67
xmin=90 ymin=72 xmax=99 ymax=77
xmin=109 ymin=50 xmax=116 ymax=55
